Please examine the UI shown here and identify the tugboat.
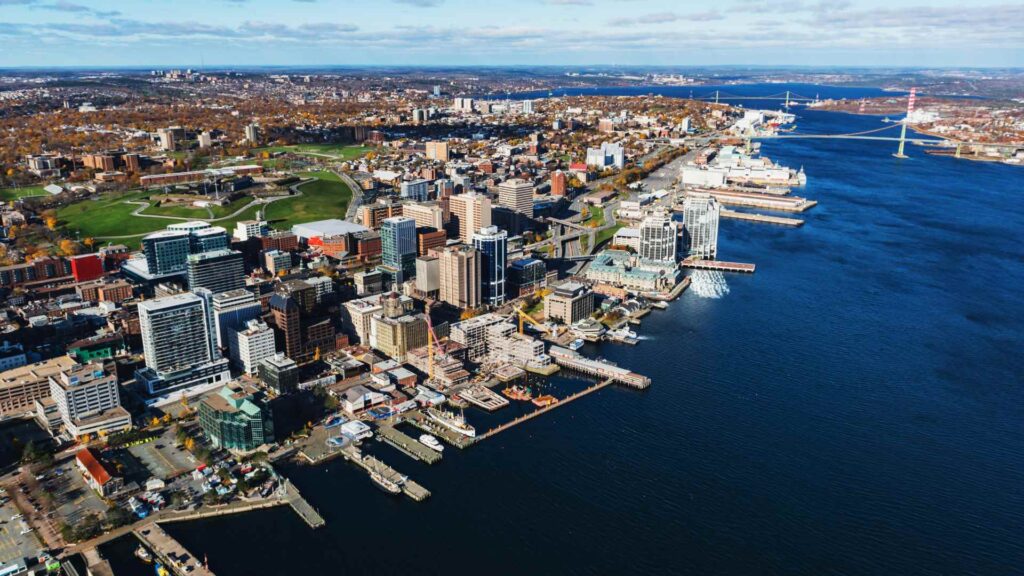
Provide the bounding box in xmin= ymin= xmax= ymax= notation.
xmin=418 ymin=434 xmax=444 ymax=452
xmin=370 ymin=470 xmax=402 ymax=495
xmin=135 ymin=545 xmax=153 ymax=564
xmin=501 ymin=384 xmax=533 ymax=401
xmin=532 ymin=395 xmax=559 ymax=407
xmin=426 ymin=407 xmax=476 ymax=438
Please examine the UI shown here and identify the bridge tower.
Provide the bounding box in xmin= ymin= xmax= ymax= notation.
xmin=715 ymin=90 xmax=719 ymax=105
xmin=784 ymin=90 xmax=791 ymax=109
xmin=894 ymin=87 xmax=916 ymax=159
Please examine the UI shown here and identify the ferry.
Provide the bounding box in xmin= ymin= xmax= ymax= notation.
xmin=370 ymin=471 xmax=402 ymax=495
xmin=134 ymin=545 xmax=152 ymax=563
xmin=502 ymin=384 xmax=533 ymax=401
xmin=568 ymin=338 xmax=585 ymax=351
xmin=426 ymin=407 xmax=476 ymax=438
xmin=612 ymin=327 xmax=638 ymax=340
xmin=418 ymin=434 xmax=444 ymax=452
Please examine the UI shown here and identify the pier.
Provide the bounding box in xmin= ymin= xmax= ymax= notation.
xmin=721 ymin=208 xmax=804 ymax=226
xmin=477 ymin=378 xmax=614 ymax=441
xmin=282 ymin=478 xmax=326 ymax=528
xmin=404 ymin=410 xmax=476 ymax=449
xmin=547 ymin=347 xmax=651 ymax=389
xmin=680 ymin=189 xmax=817 ymax=212
xmin=457 ymin=384 xmax=510 ymax=411
xmin=377 ymin=423 xmax=442 ymax=464
xmin=340 ymin=445 xmax=431 ymax=501
xmin=134 ymin=523 xmax=215 ymax=576
xmin=682 ymin=257 xmax=756 ymax=273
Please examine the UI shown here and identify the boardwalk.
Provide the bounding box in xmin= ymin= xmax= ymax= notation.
xmin=282 ymin=479 xmax=325 ymax=528
xmin=477 ymin=379 xmax=614 ymax=441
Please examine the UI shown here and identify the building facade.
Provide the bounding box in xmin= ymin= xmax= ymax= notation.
xmin=683 ymin=193 xmax=720 ymax=259
xmin=472 ymin=226 xmax=507 ymax=307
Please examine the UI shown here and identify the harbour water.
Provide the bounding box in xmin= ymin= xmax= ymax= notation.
xmin=107 ymin=84 xmax=1024 ymax=575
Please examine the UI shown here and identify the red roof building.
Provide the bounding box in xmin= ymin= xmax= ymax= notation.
xmin=76 ymin=448 xmax=123 ymax=496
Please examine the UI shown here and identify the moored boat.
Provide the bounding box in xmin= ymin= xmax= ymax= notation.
xmin=502 ymin=384 xmax=533 ymax=401
xmin=135 ymin=545 xmax=152 ymax=563
xmin=426 ymin=407 xmax=476 ymax=438
xmin=418 ymin=434 xmax=444 ymax=452
xmin=532 ymin=395 xmax=559 ymax=407
xmin=370 ymin=470 xmax=402 ymax=494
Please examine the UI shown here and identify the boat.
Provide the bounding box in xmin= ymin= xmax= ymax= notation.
xmin=501 ymin=384 xmax=533 ymax=401
xmin=135 ymin=545 xmax=152 ymax=563
xmin=568 ymin=338 xmax=585 ymax=351
xmin=612 ymin=327 xmax=638 ymax=340
xmin=418 ymin=434 xmax=444 ymax=452
xmin=426 ymin=407 xmax=476 ymax=438
xmin=370 ymin=471 xmax=402 ymax=495
xmin=154 ymin=562 xmax=170 ymax=576
xmin=532 ymin=395 xmax=559 ymax=407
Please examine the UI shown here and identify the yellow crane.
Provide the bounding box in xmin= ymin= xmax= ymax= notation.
xmin=515 ymin=304 xmax=549 ymax=336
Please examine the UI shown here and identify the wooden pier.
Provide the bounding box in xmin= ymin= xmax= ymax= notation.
xmin=282 ymin=478 xmax=325 ymax=528
xmin=404 ymin=410 xmax=476 ymax=449
xmin=721 ymin=208 xmax=804 ymax=226
xmin=377 ymin=424 xmax=442 ymax=464
xmin=134 ymin=523 xmax=215 ymax=576
xmin=548 ymin=347 xmax=652 ymax=389
xmin=340 ymin=445 xmax=431 ymax=501
xmin=476 ymin=378 xmax=614 ymax=441
xmin=682 ymin=258 xmax=756 ymax=274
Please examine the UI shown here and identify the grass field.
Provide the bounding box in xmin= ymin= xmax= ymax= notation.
xmin=139 ymin=196 xmax=255 ymax=219
xmin=255 ymin=144 xmax=372 ymax=161
xmin=0 ymin=186 xmax=48 ymax=201
xmin=264 ymin=171 xmax=353 ymax=230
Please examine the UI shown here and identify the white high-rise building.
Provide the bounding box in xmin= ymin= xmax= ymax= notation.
xmin=48 ymin=362 xmax=131 ymax=438
xmin=683 ymin=193 xmax=720 ymax=259
xmin=639 ymin=209 xmax=678 ymax=262
xmin=229 ymin=319 xmax=276 ymax=375
xmin=498 ymin=179 xmax=533 ymax=216
xmin=449 ymin=193 xmax=492 ymax=242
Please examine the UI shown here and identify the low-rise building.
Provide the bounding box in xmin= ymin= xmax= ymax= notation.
xmin=545 ymin=282 xmax=595 ymax=325
xmin=198 ymin=382 xmax=274 ymax=453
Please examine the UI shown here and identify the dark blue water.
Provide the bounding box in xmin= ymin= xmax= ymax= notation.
xmin=104 ymin=85 xmax=1023 ymax=576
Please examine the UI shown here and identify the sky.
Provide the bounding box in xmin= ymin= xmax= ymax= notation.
xmin=0 ymin=0 xmax=1022 ymax=68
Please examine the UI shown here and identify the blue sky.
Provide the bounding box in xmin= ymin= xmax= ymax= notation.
xmin=0 ymin=0 xmax=1021 ymax=67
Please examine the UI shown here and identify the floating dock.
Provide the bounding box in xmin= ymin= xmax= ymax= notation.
xmin=681 ymin=258 xmax=756 ymax=274
xmin=477 ymin=378 xmax=614 ymax=441
xmin=721 ymin=208 xmax=804 ymax=226
xmin=547 ymin=347 xmax=651 ymax=389
xmin=377 ymin=424 xmax=442 ymax=464
xmin=458 ymin=384 xmax=510 ymax=411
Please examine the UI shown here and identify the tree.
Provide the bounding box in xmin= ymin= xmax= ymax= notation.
xmin=105 ymin=506 xmax=131 ymax=529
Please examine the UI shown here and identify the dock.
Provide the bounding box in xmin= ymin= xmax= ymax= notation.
xmin=282 ymin=478 xmax=325 ymax=528
xmin=681 ymin=258 xmax=756 ymax=274
xmin=457 ymin=384 xmax=510 ymax=411
xmin=377 ymin=423 xmax=442 ymax=464
xmin=134 ymin=523 xmax=215 ymax=576
xmin=403 ymin=410 xmax=476 ymax=449
xmin=341 ymin=445 xmax=431 ymax=501
xmin=681 ymin=189 xmax=817 ymax=212
xmin=721 ymin=209 xmax=804 ymax=226
xmin=547 ymin=347 xmax=651 ymax=389
xmin=477 ymin=378 xmax=614 ymax=441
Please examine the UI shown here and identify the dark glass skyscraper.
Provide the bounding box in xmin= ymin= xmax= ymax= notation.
xmin=472 ymin=225 xmax=507 ymax=307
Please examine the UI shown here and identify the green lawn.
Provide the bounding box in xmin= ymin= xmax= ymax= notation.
xmin=1 ymin=186 xmax=48 ymax=201
xmin=57 ymin=191 xmax=166 ymax=239
xmin=595 ymin=223 xmax=624 ymax=247
xmin=582 ymin=204 xmax=606 ymax=228
xmin=264 ymin=171 xmax=352 ymax=230
xmin=140 ymin=196 xmax=254 ymax=219
xmin=255 ymin=144 xmax=372 ymax=161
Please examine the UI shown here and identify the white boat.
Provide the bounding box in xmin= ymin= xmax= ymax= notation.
xmin=612 ymin=327 xmax=638 ymax=340
xmin=418 ymin=434 xmax=444 ymax=452
xmin=568 ymin=338 xmax=585 ymax=351
xmin=370 ymin=471 xmax=401 ymax=495
xmin=426 ymin=407 xmax=476 ymax=438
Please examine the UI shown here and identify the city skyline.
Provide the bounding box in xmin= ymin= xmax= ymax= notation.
xmin=0 ymin=0 xmax=1021 ymax=68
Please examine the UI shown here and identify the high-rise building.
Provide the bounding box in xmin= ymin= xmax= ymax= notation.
xmin=415 ymin=255 xmax=440 ymax=299
xmin=380 ymin=217 xmax=418 ymax=282
xmin=417 ymin=228 xmax=447 ymax=256
xmin=639 ymin=209 xmax=678 ymax=262
xmin=425 ymin=141 xmax=449 ymax=161
xmin=585 ymin=141 xmax=625 ymax=169
xmin=683 ymin=193 xmax=720 ymax=259
xmin=498 ymin=179 xmax=534 ymax=216
xmin=244 ymin=123 xmax=260 ymax=145
xmin=199 ymin=382 xmax=274 ymax=452
xmin=369 ymin=293 xmax=427 ymax=363
xmin=198 ymin=131 xmax=212 ymax=148
xmin=544 ymin=282 xmax=595 ymax=325
xmin=550 ymin=170 xmax=567 ymax=197
xmin=508 ymin=257 xmax=546 ymax=297
xmin=211 ymin=289 xmax=262 ymax=349
xmin=234 ymin=220 xmax=268 ymax=241
xmin=156 ymin=127 xmax=179 ymax=151
xmin=473 ymin=226 xmax=507 ymax=307
xmin=522 ymin=100 xmax=535 ymax=114
xmin=449 ymin=193 xmax=491 ymax=242
xmin=187 ymin=249 xmax=245 ymax=294
xmin=400 ymin=179 xmax=430 ymax=201
xmin=439 ymin=245 xmax=481 ymax=309
xmin=259 ymin=353 xmax=299 ymax=395
xmin=48 ymin=362 xmax=131 ymax=438
xmin=403 ymin=202 xmax=444 ymax=230
xmin=264 ymin=250 xmax=292 ymax=275
xmin=229 ymin=319 xmax=276 ymax=375
xmin=135 ymin=293 xmax=231 ymax=395
xmin=141 ymin=230 xmax=191 ymax=276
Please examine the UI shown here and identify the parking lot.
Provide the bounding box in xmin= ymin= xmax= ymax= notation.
xmin=0 ymin=492 xmax=44 ymax=573
xmin=126 ymin=429 xmax=197 ymax=481
xmin=43 ymin=464 xmax=108 ymax=527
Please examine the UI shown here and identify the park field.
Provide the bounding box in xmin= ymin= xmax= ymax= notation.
xmin=1 ymin=186 xmax=48 ymax=201
xmin=264 ymin=171 xmax=353 ymax=230
xmin=255 ymin=144 xmax=373 ymax=161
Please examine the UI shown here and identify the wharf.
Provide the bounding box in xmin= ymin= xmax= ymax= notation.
xmin=159 ymin=496 xmax=287 ymax=525
xmin=297 ymin=425 xmax=348 ymax=464
xmin=80 ymin=548 xmax=113 ymax=576
xmin=524 ymin=363 xmax=560 ymax=376
xmin=282 ymin=478 xmax=325 ymax=528
xmin=492 ymin=365 xmax=526 ymax=382
xmin=134 ymin=523 xmax=215 ymax=576
xmin=404 ymin=410 xmax=475 ymax=449
xmin=682 ymin=258 xmax=756 ymax=274
xmin=377 ymin=424 xmax=442 ymax=464
xmin=477 ymin=378 xmax=614 ymax=441
xmin=646 ymin=276 xmax=691 ymax=301
xmin=341 ymin=445 xmax=431 ymax=501
xmin=684 ymin=189 xmax=816 ymax=212
xmin=721 ymin=209 xmax=804 ymax=226
xmin=458 ymin=384 xmax=510 ymax=411
xmin=548 ymin=347 xmax=651 ymax=389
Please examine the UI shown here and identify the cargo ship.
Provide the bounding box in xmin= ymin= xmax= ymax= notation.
xmin=426 ymin=407 xmax=476 ymax=437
